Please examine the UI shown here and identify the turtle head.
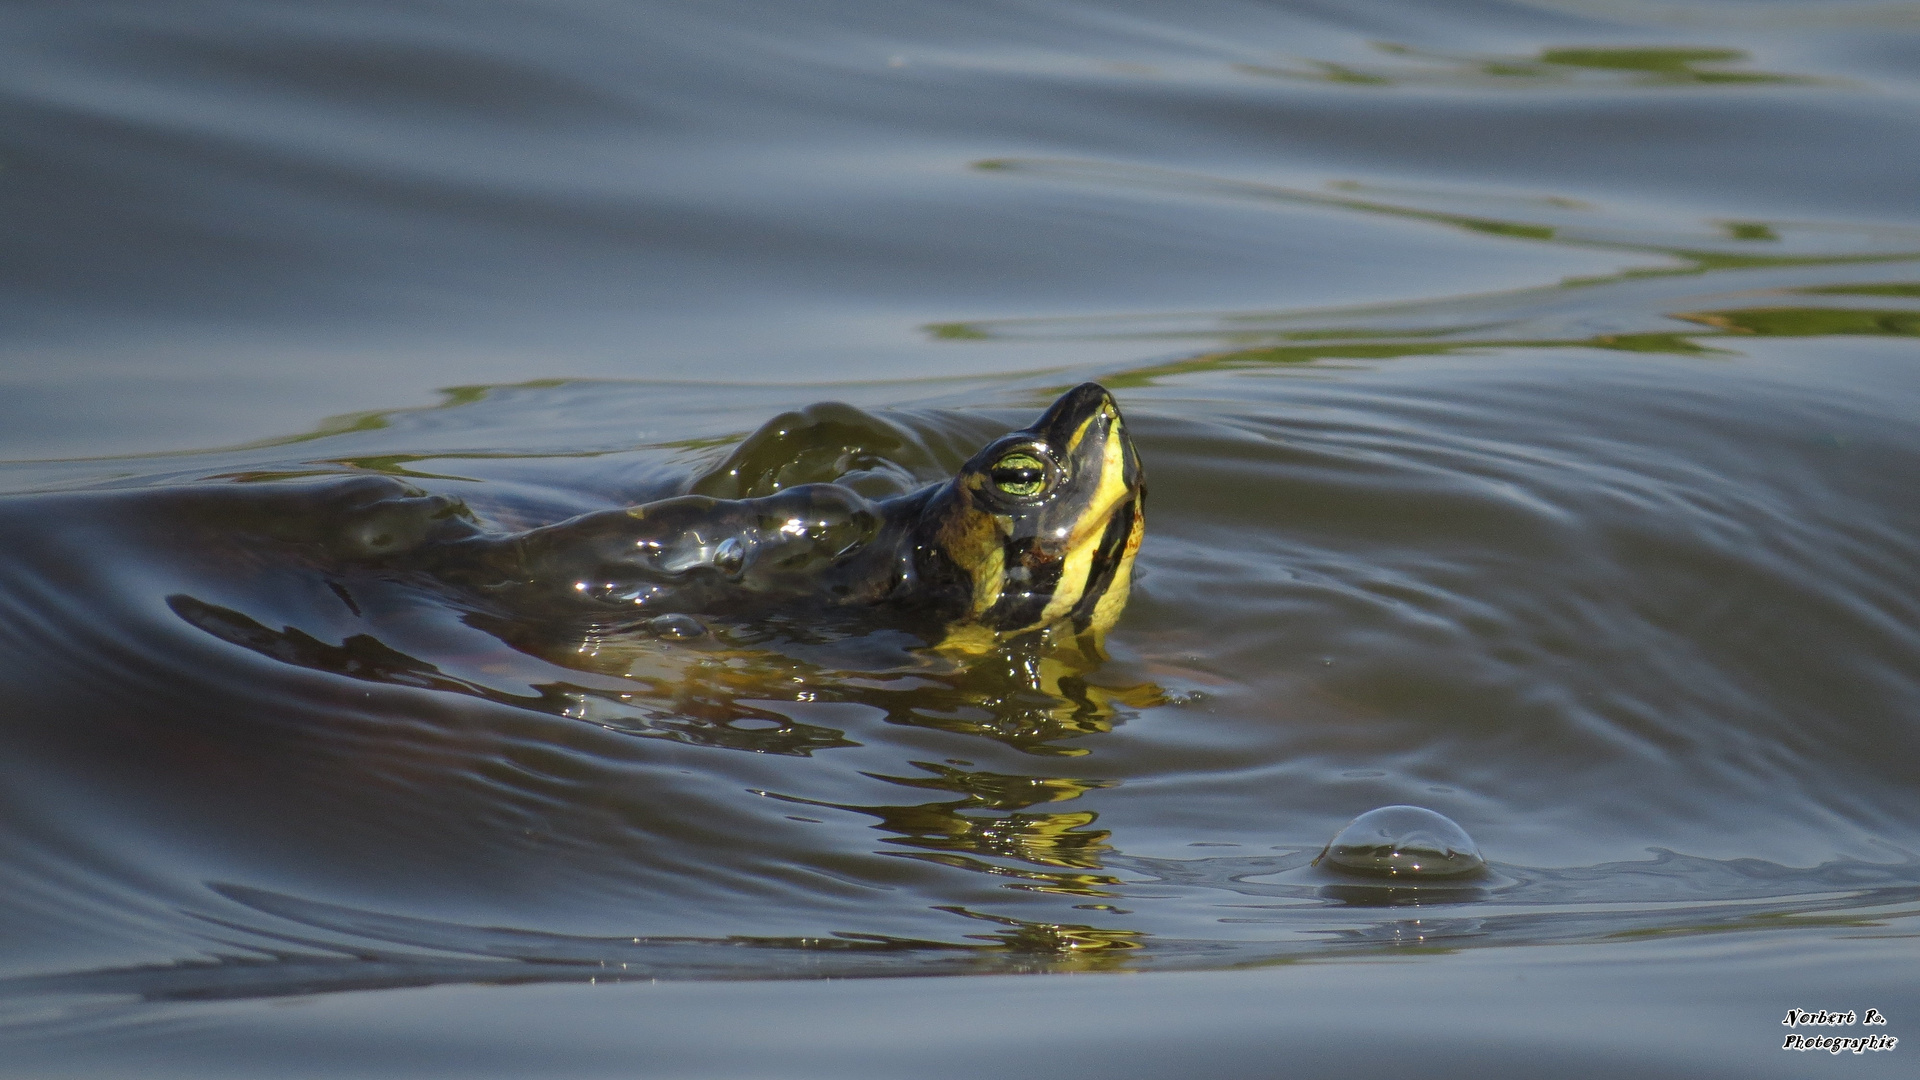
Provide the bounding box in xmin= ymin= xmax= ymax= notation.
xmin=911 ymin=382 xmax=1145 ymax=644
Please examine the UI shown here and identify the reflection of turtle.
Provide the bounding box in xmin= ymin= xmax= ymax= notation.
xmin=352 ymin=383 xmax=1144 ymax=649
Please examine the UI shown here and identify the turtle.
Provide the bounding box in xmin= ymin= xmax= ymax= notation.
xmin=341 ymin=382 xmax=1146 ymax=651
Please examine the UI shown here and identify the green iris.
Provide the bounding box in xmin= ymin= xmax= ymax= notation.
xmin=990 ymin=452 xmax=1049 ymax=497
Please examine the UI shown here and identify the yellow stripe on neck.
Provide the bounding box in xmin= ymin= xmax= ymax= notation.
xmin=1033 ymin=412 xmax=1132 ymax=629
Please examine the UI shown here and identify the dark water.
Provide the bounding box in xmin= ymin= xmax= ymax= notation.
xmin=4 ymin=1 xmax=1919 ymax=1076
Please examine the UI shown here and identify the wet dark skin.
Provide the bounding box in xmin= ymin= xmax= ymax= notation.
xmin=330 ymin=384 xmax=1145 ymax=647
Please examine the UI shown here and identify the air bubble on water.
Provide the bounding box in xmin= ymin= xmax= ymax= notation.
xmin=712 ymin=536 xmax=747 ymax=576
xmin=1316 ymin=805 xmax=1486 ymax=878
xmin=647 ymin=613 xmax=708 ymax=640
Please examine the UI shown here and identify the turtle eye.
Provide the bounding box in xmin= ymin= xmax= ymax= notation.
xmin=990 ymin=451 xmax=1050 ymax=498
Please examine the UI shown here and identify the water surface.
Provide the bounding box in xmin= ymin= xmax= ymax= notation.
xmin=2 ymin=1 xmax=1918 ymax=1075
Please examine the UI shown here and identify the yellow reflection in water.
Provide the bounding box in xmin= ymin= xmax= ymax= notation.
xmin=938 ymin=906 xmax=1149 ymax=965
xmin=766 ymin=758 xmax=1125 ymax=894
xmin=516 ymin=615 xmax=1168 ymax=758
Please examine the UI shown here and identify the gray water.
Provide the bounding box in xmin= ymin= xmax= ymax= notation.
xmin=2 ymin=1 xmax=1918 ymax=1076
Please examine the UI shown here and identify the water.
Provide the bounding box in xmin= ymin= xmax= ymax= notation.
xmin=3 ymin=1 xmax=1918 ymax=1075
